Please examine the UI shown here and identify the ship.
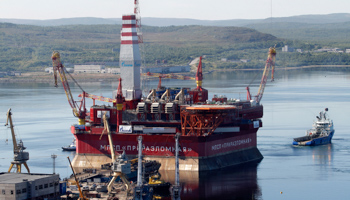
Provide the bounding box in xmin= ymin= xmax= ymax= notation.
xmin=293 ymin=108 xmax=334 ymax=146
xmin=62 ymin=138 xmax=76 ymax=151
xmin=51 ymin=14 xmax=276 ymax=172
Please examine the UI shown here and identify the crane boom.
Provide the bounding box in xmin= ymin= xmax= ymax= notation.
xmin=101 ymin=113 xmax=131 ymax=194
xmin=103 ymin=113 xmax=116 ymax=161
xmin=254 ymin=47 xmax=276 ymax=104
xmin=67 ymin=157 xmax=88 ymax=200
xmin=52 ymin=51 xmax=86 ymax=124
xmin=5 ymin=108 xmax=18 ymax=152
xmin=79 ymin=92 xmax=117 ymax=104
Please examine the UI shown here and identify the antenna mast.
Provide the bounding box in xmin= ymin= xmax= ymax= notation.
xmin=51 ymin=154 xmax=57 ymax=174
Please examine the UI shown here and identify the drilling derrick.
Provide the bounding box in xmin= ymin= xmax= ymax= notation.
xmin=134 ymin=0 xmax=148 ymax=93
xmin=134 ymin=0 xmax=143 ymax=44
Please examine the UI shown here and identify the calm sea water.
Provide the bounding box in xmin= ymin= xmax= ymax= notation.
xmin=1 ymin=69 xmax=350 ymax=199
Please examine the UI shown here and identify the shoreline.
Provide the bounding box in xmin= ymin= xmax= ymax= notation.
xmin=1 ymin=65 xmax=350 ymax=83
xmin=0 ymin=72 xmax=121 ymax=83
xmin=212 ymin=65 xmax=350 ymax=72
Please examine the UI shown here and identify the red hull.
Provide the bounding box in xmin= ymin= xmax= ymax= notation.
xmin=71 ymin=100 xmax=264 ymax=171
xmin=75 ymin=129 xmax=258 ymax=158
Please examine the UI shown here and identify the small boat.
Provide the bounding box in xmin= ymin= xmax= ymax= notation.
xmin=293 ymin=108 xmax=335 ymax=146
xmin=148 ymin=173 xmax=171 ymax=196
xmin=62 ymin=139 xmax=76 ymax=151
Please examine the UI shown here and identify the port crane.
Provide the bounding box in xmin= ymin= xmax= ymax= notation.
xmin=67 ymin=157 xmax=88 ymax=200
xmin=5 ymin=108 xmax=30 ymax=173
xmin=102 ymin=113 xmax=132 ymax=194
xmin=51 ymin=51 xmax=87 ymax=125
xmin=99 ymin=80 xmax=132 ymax=195
xmin=247 ymin=47 xmax=276 ymax=104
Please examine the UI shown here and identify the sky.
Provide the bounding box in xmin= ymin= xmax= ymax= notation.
xmin=0 ymin=0 xmax=349 ymax=20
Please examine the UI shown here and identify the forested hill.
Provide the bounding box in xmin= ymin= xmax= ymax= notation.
xmin=246 ymin=21 xmax=350 ymax=43
xmin=0 ymin=23 xmax=278 ymax=71
xmin=1 ymin=13 xmax=350 ymax=27
xmin=142 ymin=26 xmax=276 ymax=44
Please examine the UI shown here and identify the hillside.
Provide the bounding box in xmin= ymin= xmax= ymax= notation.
xmin=3 ymin=13 xmax=350 ymax=73
xmin=143 ymin=26 xmax=276 ymax=44
xmin=1 ymin=13 xmax=350 ymax=27
xmin=0 ymin=23 xmax=278 ymax=71
xmin=245 ymin=21 xmax=350 ymax=44
xmin=2 ymin=13 xmax=350 ymax=44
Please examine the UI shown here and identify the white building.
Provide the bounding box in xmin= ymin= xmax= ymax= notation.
xmin=74 ymin=65 xmax=105 ymax=73
xmin=106 ymin=68 xmax=120 ymax=74
xmin=45 ymin=67 xmax=73 ymax=73
xmin=314 ymin=48 xmax=343 ymax=53
xmin=240 ymin=59 xmax=250 ymax=63
xmin=282 ymin=45 xmax=294 ymax=52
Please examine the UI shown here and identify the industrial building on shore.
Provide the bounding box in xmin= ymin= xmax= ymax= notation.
xmin=0 ymin=173 xmax=61 ymax=200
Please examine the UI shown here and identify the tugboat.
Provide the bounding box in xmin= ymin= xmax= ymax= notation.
xmin=148 ymin=173 xmax=171 ymax=196
xmin=62 ymin=139 xmax=76 ymax=151
xmin=293 ymin=108 xmax=335 ymax=146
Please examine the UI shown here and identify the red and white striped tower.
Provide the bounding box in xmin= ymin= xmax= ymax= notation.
xmin=119 ymin=14 xmax=142 ymax=103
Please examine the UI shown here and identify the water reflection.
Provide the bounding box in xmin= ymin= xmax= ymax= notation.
xmin=311 ymin=144 xmax=333 ymax=166
xmin=292 ymin=143 xmax=333 ymax=166
xmin=159 ymin=164 xmax=261 ymax=200
xmin=292 ymin=143 xmax=334 ymax=178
